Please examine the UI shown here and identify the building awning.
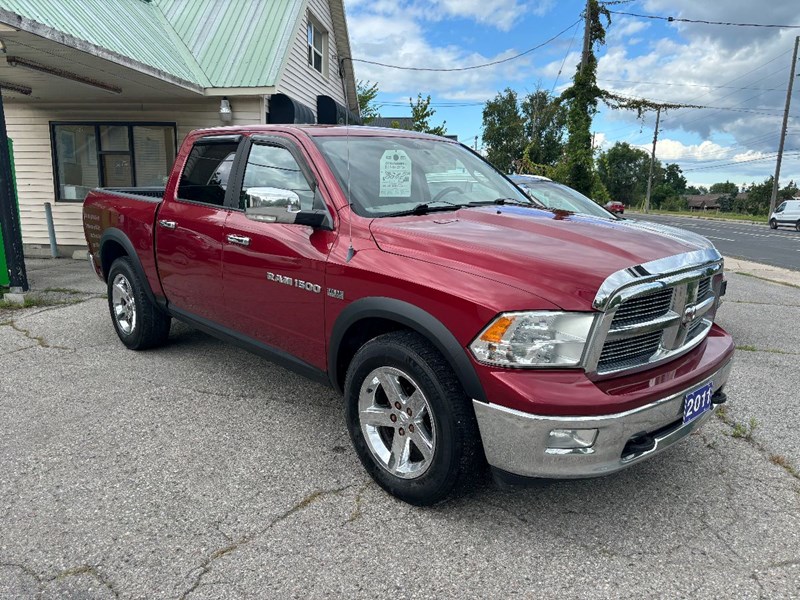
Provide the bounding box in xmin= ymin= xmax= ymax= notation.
xmin=267 ymin=93 xmax=315 ymax=125
xmin=317 ymin=95 xmax=361 ymax=125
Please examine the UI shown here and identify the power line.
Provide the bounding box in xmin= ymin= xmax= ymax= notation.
xmin=552 ymin=21 xmax=582 ymax=94
xmin=597 ymin=78 xmax=787 ymax=92
xmin=670 ymin=50 xmax=793 ymax=106
xmin=607 ymin=10 xmax=800 ymax=29
xmin=344 ymin=18 xmax=582 ymax=72
xmin=681 ymin=150 xmax=800 ymax=172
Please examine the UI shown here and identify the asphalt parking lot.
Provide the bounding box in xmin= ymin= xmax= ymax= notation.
xmin=1 ymin=259 xmax=799 ymax=598
xmin=630 ymin=213 xmax=800 ymax=272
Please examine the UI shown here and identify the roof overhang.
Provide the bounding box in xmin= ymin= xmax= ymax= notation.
xmin=0 ymin=9 xmax=205 ymax=102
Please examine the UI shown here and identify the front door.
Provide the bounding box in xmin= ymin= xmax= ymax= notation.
xmin=221 ymin=136 xmax=336 ymax=370
xmin=156 ymin=136 xmax=241 ymax=322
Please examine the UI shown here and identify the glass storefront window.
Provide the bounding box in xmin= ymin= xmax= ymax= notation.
xmin=51 ymin=123 xmax=177 ymax=201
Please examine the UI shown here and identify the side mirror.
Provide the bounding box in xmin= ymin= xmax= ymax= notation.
xmin=244 ymin=187 xmax=300 ymax=224
xmin=244 ymin=187 xmax=330 ymax=229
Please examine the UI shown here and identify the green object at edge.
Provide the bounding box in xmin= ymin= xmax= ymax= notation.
xmin=0 ymin=138 xmax=20 ymax=288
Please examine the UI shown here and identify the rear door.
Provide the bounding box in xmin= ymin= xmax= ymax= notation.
xmin=221 ymin=134 xmax=336 ymax=370
xmin=155 ymin=135 xmax=242 ymax=322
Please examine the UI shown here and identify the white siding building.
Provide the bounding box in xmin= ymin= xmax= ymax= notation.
xmin=0 ymin=0 xmax=359 ymax=253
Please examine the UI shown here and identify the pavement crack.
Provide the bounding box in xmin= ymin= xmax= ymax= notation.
xmin=4 ymin=320 xmax=75 ymax=352
xmin=54 ymin=565 xmax=120 ymax=598
xmin=180 ymin=484 xmax=353 ymax=599
xmin=0 ymin=561 xmax=43 ymax=593
xmin=343 ymin=482 xmax=371 ymax=525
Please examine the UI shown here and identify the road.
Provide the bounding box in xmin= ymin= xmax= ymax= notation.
xmin=1 ymin=259 xmax=799 ymax=598
xmin=629 ymin=213 xmax=800 ymax=271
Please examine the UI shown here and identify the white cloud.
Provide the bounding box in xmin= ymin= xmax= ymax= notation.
xmin=637 ymin=139 xmax=733 ymax=161
xmin=346 ymin=8 xmax=534 ymax=101
xmin=595 ymin=1 xmax=800 ymax=167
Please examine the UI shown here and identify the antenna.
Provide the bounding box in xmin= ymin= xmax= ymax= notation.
xmin=340 ymin=57 xmax=356 ymax=263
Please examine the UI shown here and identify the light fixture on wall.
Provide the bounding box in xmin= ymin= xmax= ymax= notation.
xmin=219 ymin=96 xmax=232 ymax=123
xmin=6 ymin=56 xmax=122 ymax=94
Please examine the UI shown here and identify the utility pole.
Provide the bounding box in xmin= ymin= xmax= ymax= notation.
xmin=474 ymin=135 xmax=478 ymax=151
xmin=644 ymin=106 xmax=661 ymax=214
xmin=769 ymin=35 xmax=799 ymax=216
xmin=580 ymin=0 xmax=592 ymax=74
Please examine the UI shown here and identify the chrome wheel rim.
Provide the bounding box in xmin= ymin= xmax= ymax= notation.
xmin=111 ymin=273 xmax=136 ymax=335
xmin=358 ymin=366 xmax=436 ymax=480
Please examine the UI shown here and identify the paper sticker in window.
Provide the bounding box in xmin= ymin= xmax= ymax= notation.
xmin=379 ymin=149 xmax=412 ymax=197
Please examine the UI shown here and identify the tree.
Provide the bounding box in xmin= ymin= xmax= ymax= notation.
xmin=521 ymin=88 xmax=567 ymax=167
xmin=409 ymin=94 xmax=447 ymax=136
xmin=357 ymin=80 xmax=380 ymax=124
xmin=481 ymin=88 xmax=524 ymax=173
xmin=710 ymin=181 xmax=739 ymax=195
xmin=685 ymin=185 xmax=707 ymax=195
xmin=664 ymin=164 xmax=687 ymax=195
xmin=740 ymin=177 xmax=799 ymax=215
xmin=558 ymin=0 xmax=610 ymax=195
xmin=597 ymin=142 xmax=652 ymax=205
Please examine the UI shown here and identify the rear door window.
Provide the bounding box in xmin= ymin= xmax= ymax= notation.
xmin=178 ymin=140 xmax=240 ymax=206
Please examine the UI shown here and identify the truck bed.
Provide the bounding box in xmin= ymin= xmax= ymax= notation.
xmin=83 ymin=186 xmax=165 ymax=297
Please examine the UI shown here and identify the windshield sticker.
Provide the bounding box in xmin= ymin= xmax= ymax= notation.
xmin=379 ymin=149 xmax=412 ymax=197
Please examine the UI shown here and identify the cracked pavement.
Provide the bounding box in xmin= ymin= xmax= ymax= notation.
xmin=1 ymin=260 xmax=799 ymax=598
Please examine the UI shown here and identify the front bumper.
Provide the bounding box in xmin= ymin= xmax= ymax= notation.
xmin=473 ymin=358 xmax=732 ymax=478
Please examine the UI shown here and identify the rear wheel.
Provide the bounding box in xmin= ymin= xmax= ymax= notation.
xmin=344 ymin=331 xmax=483 ymax=505
xmin=796 ymin=220 xmax=800 ymax=232
xmin=769 ymin=218 xmax=778 ymax=229
xmin=107 ymin=257 xmax=171 ymax=350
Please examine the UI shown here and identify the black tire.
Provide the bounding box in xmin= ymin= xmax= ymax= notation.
xmin=769 ymin=218 xmax=778 ymax=229
xmin=344 ymin=331 xmax=484 ymax=506
xmin=107 ymin=257 xmax=171 ymax=350
xmin=796 ymin=220 xmax=800 ymax=232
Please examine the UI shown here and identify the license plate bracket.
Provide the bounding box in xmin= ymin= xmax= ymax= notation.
xmin=683 ymin=381 xmax=714 ymax=424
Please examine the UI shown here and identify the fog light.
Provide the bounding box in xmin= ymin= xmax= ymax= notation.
xmin=548 ymin=428 xmax=598 ymax=450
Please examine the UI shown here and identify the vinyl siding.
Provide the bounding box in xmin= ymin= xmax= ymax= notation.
xmin=275 ymin=0 xmax=348 ymax=119
xmin=5 ymin=97 xmax=263 ymax=248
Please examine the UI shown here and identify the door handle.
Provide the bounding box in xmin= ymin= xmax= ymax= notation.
xmin=226 ymin=234 xmax=251 ymax=246
xmin=158 ymin=219 xmax=177 ymax=230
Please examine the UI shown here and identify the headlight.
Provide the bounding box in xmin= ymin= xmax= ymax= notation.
xmin=469 ymin=311 xmax=596 ymax=368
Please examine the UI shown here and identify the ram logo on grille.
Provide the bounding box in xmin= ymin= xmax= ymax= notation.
xmin=682 ymin=304 xmax=699 ymax=324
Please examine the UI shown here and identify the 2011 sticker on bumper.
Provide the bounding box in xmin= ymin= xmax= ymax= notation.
xmin=683 ymin=381 xmax=714 ymax=424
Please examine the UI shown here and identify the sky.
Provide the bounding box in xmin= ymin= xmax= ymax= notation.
xmin=343 ymin=0 xmax=800 ymax=191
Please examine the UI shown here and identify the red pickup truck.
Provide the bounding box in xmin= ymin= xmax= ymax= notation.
xmin=84 ymin=125 xmax=733 ymax=505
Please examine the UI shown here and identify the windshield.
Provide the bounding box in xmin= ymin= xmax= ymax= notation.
xmin=515 ymin=180 xmax=616 ymax=219
xmin=313 ymin=136 xmax=536 ymax=217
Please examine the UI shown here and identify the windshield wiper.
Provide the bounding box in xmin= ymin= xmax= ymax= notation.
xmin=383 ymin=200 xmax=461 ymax=217
xmin=466 ymin=197 xmax=538 ymax=208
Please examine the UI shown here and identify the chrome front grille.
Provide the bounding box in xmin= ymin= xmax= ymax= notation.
xmin=610 ymin=288 xmax=673 ymax=327
xmin=697 ymin=277 xmax=711 ymax=301
xmin=587 ymin=250 xmax=724 ymax=378
xmin=598 ymin=330 xmax=662 ymax=372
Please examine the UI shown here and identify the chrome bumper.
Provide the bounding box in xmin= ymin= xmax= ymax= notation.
xmin=473 ymin=359 xmax=732 ymax=479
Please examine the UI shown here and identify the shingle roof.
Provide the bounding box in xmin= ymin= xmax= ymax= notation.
xmin=0 ymin=0 xmax=303 ymax=88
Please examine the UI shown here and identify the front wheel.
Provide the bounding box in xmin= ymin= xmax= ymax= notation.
xmin=769 ymin=218 xmax=778 ymax=229
xmin=344 ymin=331 xmax=483 ymax=505
xmin=796 ymin=220 xmax=800 ymax=232
xmin=107 ymin=257 xmax=171 ymax=350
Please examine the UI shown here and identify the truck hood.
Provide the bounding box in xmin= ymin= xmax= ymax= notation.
xmin=370 ymin=206 xmax=701 ymax=311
